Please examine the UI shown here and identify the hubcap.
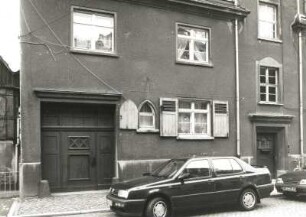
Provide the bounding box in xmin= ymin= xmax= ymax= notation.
xmin=243 ymin=192 xmax=256 ymax=208
xmin=153 ymin=201 xmax=167 ymax=217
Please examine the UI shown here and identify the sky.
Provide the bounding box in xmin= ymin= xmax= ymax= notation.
xmin=0 ymin=0 xmax=20 ymax=72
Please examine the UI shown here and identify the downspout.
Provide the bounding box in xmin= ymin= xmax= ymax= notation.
xmin=297 ymin=0 xmax=304 ymax=167
xmin=234 ymin=0 xmax=240 ymax=157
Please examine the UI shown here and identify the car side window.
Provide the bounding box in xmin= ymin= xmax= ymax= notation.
xmin=183 ymin=160 xmax=211 ymax=178
xmin=212 ymin=159 xmax=243 ymax=175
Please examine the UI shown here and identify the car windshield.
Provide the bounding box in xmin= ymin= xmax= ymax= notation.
xmin=151 ymin=159 xmax=186 ymax=178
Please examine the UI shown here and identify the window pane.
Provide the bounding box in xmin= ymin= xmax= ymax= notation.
xmin=230 ymin=159 xmax=243 ymax=173
xmin=212 ymin=159 xmax=233 ymax=175
xmin=194 ymin=41 xmax=207 ymax=62
xmin=260 ymin=67 xmax=266 ymax=76
xmin=74 ymin=24 xmax=92 ymax=49
xmin=269 ymin=69 xmax=276 ymax=77
xmin=259 ymin=22 xmax=274 ymax=38
xmin=194 ymin=113 xmax=207 ymax=134
xmin=269 ymin=87 xmax=276 ymax=94
xmin=178 ymin=26 xmax=191 ymax=36
xmin=195 ymin=101 xmax=208 ymax=110
xmin=269 ymin=94 xmax=276 ymax=102
xmin=140 ymin=103 xmax=152 ymax=113
xmin=184 ymin=160 xmax=210 ymax=178
xmin=178 ymin=113 xmax=191 ymax=133
xmin=259 ymin=4 xmax=275 ymax=22
xmin=260 ymin=76 xmax=266 ymax=84
xmin=260 ymin=86 xmax=266 ymax=93
xmin=260 ymin=94 xmax=266 ymax=101
xmin=139 ymin=116 xmax=153 ymax=127
xmin=94 ymin=14 xmax=114 ymax=27
xmin=269 ymin=76 xmax=276 ymax=84
xmin=74 ymin=12 xmax=92 ymax=24
xmin=179 ymin=101 xmax=191 ymax=109
xmin=94 ymin=28 xmax=113 ymax=52
xmin=194 ymin=29 xmax=208 ymax=40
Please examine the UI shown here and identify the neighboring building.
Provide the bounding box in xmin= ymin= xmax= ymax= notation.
xmin=19 ymin=0 xmax=306 ymax=197
xmin=0 ymin=56 xmax=20 ymax=189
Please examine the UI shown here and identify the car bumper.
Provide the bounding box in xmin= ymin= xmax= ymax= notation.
xmin=275 ymin=183 xmax=306 ymax=196
xmin=257 ymin=183 xmax=274 ymax=198
xmin=106 ymin=194 xmax=146 ymax=217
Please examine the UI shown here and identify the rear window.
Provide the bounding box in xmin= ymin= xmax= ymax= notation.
xmin=212 ymin=158 xmax=243 ymax=175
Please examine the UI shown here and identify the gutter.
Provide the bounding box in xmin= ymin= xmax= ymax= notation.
xmin=234 ymin=0 xmax=240 ymax=157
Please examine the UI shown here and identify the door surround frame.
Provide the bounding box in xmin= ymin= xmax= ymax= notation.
xmin=35 ymin=88 xmax=122 ymax=189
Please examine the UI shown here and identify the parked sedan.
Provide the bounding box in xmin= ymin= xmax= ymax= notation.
xmin=275 ymin=168 xmax=306 ymax=197
xmin=106 ymin=156 xmax=273 ymax=217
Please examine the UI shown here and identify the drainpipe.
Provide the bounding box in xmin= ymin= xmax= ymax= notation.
xmin=297 ymin=0 xmax=304 ymax=167
xmin=234 ymin=0 xmax=241 ymax=157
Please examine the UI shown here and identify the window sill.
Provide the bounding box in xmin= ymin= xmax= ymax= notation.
xmin=176 ymin=60 xmax=214 ymax=68
xmin=136 ymin=128 xmax=159 ymax=133
xmin=70 ymin=48 xmax=119 ymax=58
xmin=258 ymin=37 xmax=282 ymax=44
xmin=177 ymin=135 xmax=214 ymax=140
xmin=258 ymin=102 xmax=284 ymax=106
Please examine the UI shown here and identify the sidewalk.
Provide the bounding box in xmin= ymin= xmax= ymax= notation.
xmin=5 ymin=188 xmax=281 ymax=217
xmin=8 ymin=190 xmax=111 ymax=217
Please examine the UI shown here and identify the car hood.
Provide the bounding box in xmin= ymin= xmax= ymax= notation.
xmin=112 ymin=176 xmax=167 ymax=190
xmin=280 ymin=171 xmax=306 ymax=182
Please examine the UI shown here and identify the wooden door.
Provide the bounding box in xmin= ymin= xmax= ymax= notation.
xmin=257 ymin=133 xmax=275 ymax=177
xmin=61 ymin=131 xmax=97 ymax=190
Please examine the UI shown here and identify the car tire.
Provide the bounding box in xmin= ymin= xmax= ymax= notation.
xmin=283 ymin=192 xmax=296 ymax=199
xmin=239 ymin=188 xmax=258 ymax=211
xmin=145 ymin=197 xmax=170 ymax=217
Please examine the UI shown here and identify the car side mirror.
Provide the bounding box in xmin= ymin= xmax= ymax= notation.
xmin=178 ymin=172 xmax=190 ymax=180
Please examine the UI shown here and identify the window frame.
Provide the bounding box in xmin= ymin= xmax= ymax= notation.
xmin=175 ymin=23 xmax=212 ymax=67
xmin=177 ymin=99 xmax=212 ymax=140
xmin=212 ymin=158 xmax=244 ymax=177
xmin=257 ymin=1 xmax=281 ymax=42
xmin=137 ymin=100 xmax=159 ymax=133
xmin=259 ymin=66 xmax=279 ymax=104
xmin=183 ymin=159 xmax=212 ymax=179
xmin=70 ymin=6 xmax=117 ymax=56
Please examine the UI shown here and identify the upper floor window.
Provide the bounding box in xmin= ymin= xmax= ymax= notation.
xmin=176 ymin=24 xmax=210 ymax=65
xmin=259 ymin=66 xmax=279 ymax=103
xmin=72 ymin=7 xmax=115 ymax=54
xmin=178 ymin=100 xmax=211 ymax=137
xmin=258 ymin=3 xmax=278 ymax=40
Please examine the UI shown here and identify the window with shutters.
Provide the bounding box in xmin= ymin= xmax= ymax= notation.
xmin=138 ymin=101 xmax=158 ymax=132
xmin=177 ymin=100 xmax=212 ymax=139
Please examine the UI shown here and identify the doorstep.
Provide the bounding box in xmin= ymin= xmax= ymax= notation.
xmin=8 ymin=190 xmax=111 ymax=217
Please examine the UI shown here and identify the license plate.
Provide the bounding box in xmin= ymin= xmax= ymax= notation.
xmin=107 ymin=199 xmax=113 ymax=207
xmin=282 ymin=186 xmax=296 ymax=192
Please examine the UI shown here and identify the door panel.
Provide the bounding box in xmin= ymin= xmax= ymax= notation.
xmin=42 ymin=132 xmax=61 ymax=189
xmin=257 ymin=133 xmax=275 ymax=177
xmin=62 ymin=132 xmax=96 ymax=189
xmin=97 ymin=132 xmax=114 ymax=188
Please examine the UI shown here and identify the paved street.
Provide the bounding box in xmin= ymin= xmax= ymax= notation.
xmin=59 ymin=195 xmax=306 ymax=217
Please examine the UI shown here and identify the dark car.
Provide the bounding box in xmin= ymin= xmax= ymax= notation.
xmin=106 ymin=156 xmax=273 ymax=217
xmin=275 ymin=168 xmax=306 ymax=197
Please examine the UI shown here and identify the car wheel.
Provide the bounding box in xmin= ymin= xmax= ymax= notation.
xmin=283 ymin=192 xmax=296 ymax=199
xmin=145 ymin=197 xmax=170 ymax=217
xmin=239 ymin=188 xmax=257 ymax=211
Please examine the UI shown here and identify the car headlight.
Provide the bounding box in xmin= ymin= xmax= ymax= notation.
xmin=276 ymin=178 xmax=283 ymax=184
xmin=118 ymin=190 xmax=129 ymax=199
xmin=299 ymin=179 xmax=306 ymax=185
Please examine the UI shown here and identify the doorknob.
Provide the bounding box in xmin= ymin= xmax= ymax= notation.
xmin=91 ymin=157 xmax=97 ymax=167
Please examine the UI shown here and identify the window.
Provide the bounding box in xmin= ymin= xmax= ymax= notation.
xmin=178 ymin=100 xmax=211 ymax=137
xmin=138 ymin=101 xmax=157 ymax=131
xmin=176 ymin=24 xmax=210 ymax=64
xmin=258 ymin=3 xmax=278 ymax=40
xmin=72 ymin=8 xmax=115 ymax=54
xmin=259 ymin=66 xmax=279 ymax=103
xmin=184 ymin=160 xmax=211 ymax=178
xmin=212 ymin=159 xmax=243 ymax=175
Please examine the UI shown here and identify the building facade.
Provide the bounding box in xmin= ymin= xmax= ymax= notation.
xmin=0 ymin=56 xmax=20 ymax=188
xmin=20 ymin=0 xmax=306 ymax=196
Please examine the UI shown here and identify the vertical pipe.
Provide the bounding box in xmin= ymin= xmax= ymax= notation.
xmin=234 ymin=0 xmax=240 ymax=157
xmin=298 ymin=29 xmax=304 ymax=167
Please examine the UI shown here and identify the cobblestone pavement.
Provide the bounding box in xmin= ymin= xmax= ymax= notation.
xmin=17 ymin=191 xmax=109 ymax=216
xmin=61 ymin=195 xmax=306 ymax=217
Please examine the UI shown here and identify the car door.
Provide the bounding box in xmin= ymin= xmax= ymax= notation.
xmin=211 ymin=158 xmax=244 ymax=204
xmin=171 ymin=159 xmax=215 ymax=209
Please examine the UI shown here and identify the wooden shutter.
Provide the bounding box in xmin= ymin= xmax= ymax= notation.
xmin=120 ymin=100 xmax=138 ymax=129
xmin=213 ymin=101 xmax=229 ymax=137
xmin=160 ymin=98 xmax=178 ymax=137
